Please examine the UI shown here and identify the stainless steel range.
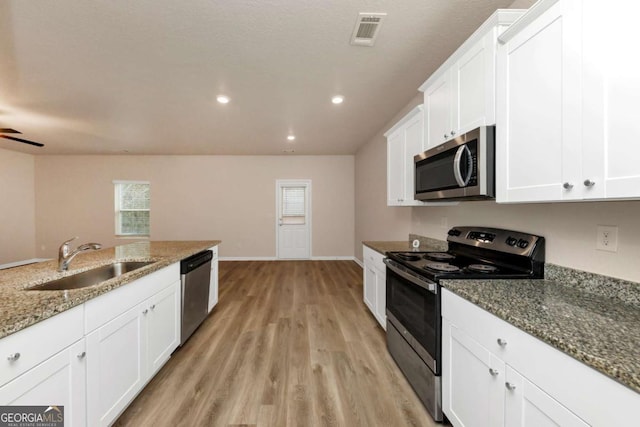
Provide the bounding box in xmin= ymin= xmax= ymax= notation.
xmin=384 ymin=227 xmax=545 ymax=422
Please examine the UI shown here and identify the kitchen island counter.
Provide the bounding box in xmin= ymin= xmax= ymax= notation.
xmin=0 ymin=240 xmax=220 ymax=339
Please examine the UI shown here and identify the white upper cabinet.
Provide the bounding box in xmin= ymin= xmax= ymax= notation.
xmin=582 ymin=0 xmax=640 ymax=199
xmin=421 ymin=10 xmax=524 ymax=150
xmin=497 ymin=0 xmax=640 ymax=203
xmin=386 ymin=105 xmax=426 ymax=206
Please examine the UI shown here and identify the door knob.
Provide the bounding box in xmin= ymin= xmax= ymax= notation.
xmin=489 ymin=368 xmax=499 ymax=376
xmin=77 ymin=351 xmax=86 ymax=359
xmin=497 ymin=338 xmax=507 ymax=347
xmin=584 ymin=179 xmax=595 ymax=187
xmin=505 ymin=382 xmax=517 ymax=391
xmin=563 ymin=182 xmax=573 ymax=190
xmin=7 ymin=353 xmax=20 ymax=362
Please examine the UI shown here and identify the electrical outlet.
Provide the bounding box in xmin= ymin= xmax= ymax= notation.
xmin=596 ymin=225 xmax=618 ymax=252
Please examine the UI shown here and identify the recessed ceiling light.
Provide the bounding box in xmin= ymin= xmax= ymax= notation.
xmin=287 ymin=135 xmax=296 ymax=141
xmin=331 ymin=95 xmax=344 ymax=104
xmin=216 ymin=95 xmax=230 ymax=104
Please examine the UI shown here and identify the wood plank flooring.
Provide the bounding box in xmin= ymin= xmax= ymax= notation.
xmin=115 ymin=261 xmax=437 ymax=427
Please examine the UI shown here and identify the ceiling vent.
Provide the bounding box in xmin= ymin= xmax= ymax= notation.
xmin=350 ymin=13 xmax=387 ymax=47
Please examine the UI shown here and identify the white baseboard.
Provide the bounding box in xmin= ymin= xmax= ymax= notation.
xmin=219 ymin=256 xmax=361 ymax=263
xmin=352 ymin=257 xmax=364 ymax=268
xmin=310 ymin=256 xmax=357 ymax=261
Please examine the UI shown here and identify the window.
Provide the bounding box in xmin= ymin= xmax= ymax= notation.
xmin=114 ymin=181 xmax=150 ymax=236
xmin=281 ymin=186 xmax=306 ymax=225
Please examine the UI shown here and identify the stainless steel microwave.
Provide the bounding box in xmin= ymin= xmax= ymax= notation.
xmin=414 ymin=126 xmax=495 ymax=201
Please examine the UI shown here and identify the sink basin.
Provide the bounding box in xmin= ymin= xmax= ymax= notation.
xmin=28 ymin=261 xmax=154 ymax=291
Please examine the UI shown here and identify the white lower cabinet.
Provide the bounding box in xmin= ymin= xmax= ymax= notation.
xmin=86 ymin=305 xmax=144 ymax=427
xmin=208 ymin=245 xmax=219 ymax=313
xmin=0 ymin=339 xmax=87 ymax=427
xmin=0 ymin=262 xmax=182 ymax=427
xmin=504 ymin=366 xmax=588 ymax=427
xmin=442 ymin=288 xmax=639 ymax=427
xmin=86 ymin=275 xmax=180 ymax=427
xmin=362 ymin=245 xmax=386 ymax=329
xmin=444 ymin=321 xmax=504 ymax=427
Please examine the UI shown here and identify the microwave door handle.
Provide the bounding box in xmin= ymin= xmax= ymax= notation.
xmin=453 ymin=145 xmax=472 ymax=187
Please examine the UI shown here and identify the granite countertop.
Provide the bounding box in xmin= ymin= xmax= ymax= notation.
xmin=0 ymin=240 xmax=220 ymax=339
xmin=442 ymin=276 xmax=640 ymax=393
xmin=363 ymin=235 xmax=448 ymax=255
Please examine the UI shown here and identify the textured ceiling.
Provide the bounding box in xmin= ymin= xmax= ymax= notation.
xmin=0 ymin=0 xmax=514 ymax=155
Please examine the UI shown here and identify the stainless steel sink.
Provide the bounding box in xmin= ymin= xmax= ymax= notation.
xmin=28 ymin=261 xmax=154 ymax=291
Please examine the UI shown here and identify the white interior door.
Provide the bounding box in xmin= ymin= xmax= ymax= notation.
xmin=276 ymin=180 xmax=311 ymax=259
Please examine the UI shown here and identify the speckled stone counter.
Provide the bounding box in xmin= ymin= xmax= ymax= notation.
xmin=363 ymin=235 xmax=447 ymax=255
xmin=442 ymin=271 xmax=640 ymax=393
xmin=0 ymin=240 xmax=220 ymax=339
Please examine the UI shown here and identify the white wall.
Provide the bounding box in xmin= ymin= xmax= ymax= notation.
xmin=0 ymin=147 xmax=36 ymax=264
xmin=34 ymin=155 xmax=354 ymax=259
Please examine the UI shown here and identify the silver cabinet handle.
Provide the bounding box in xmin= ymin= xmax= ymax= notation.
xmin=444 ymin=134 xmax=448 ymax=139
xmin=451 ymin=130 xmax=456 ymax=136
xmin=584 ymin=179 xmax=595 ymax=187
xmin=563 ymin=182 xmax=573 ymax=190
xmin=77 ymin=351 xmax=86 ymax=359
xmin=489 ymin=368 xmax=499 ymax=376
xmin=150 ymin=304 xmax=156 ymax=310
xmin=505 ymin=382 xmax=517 ymax=391
xmin=7 ymin=353 xmax=20 ymax=362
xmin=497 ymin=338 xmax=507 ymax=347
xmin=142 ymin=309 xmax=149 ymax=315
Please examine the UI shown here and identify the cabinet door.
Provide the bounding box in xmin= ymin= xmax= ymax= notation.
xmin=0 ymin=340 xmax=86 ymax=427
xmin=443 ymin=320 xmax=504 ymax=427
xmin=373 ymin=266 xmax=386 ymax=330
xmin=582 ymin=1 xmax=640 ymax=199
xmin=86 ymin=305 xmax=145 ymax=427
xmin=208 ymin=259 xmax=219 ymax=312
xmin=424 ymin=72 xmax=453 ymax=149
xmin=496 ymin=0 xmax=582 ymax=202
xmin=403 ymin=111 xmax=424 ymax=203
xmin=146 ymin=282 xmax=180 ymax=377
xmin=504 ymin=366 xmax=588 ymax=427
xmin=387 ymin=129 xmax=405 ymax=205
xmin=363 ymin=265 xmax=377 ymax=316
xmin=455 ymin=32 xmax=494 ymax=135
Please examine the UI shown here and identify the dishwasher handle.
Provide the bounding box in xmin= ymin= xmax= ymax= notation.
xmin=180 ymin=250 xmax=213 ymax=274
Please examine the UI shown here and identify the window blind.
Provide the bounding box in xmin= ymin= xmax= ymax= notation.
xmin=282 ymin=187 xmax=305 ymax=217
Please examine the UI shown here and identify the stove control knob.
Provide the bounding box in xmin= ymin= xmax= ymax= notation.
xmin=517 ymin=240 xmax=529 ymax=249
xmin=506 ymin=237 xmax=518 ymax=246
xmin=448 ymin=229 xmax=461 ymax=237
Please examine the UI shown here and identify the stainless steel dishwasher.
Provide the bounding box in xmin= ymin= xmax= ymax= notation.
xmin=180 ymin=250 xmax=212 ymax=345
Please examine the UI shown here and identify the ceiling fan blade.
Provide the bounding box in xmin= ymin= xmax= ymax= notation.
xmin=0 ymin=135 xmax=44 ymax=147
xmin=0 ymin=128 xmax=22 ymax=134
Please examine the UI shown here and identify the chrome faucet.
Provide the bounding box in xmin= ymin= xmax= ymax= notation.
xmin=58 ymin=237 xmax=102 ymax=272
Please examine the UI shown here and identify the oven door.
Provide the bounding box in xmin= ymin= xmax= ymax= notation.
xmin=384 ymin=259 xmax=441 ymax=374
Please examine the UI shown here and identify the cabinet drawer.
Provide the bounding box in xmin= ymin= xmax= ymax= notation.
xmin=363 ymin=245 xmax=386 ymax=271
xmin=0 ymin=305 xmax=84 ymax=387
xmin=85 ymin=263 xmax=179 ymax=333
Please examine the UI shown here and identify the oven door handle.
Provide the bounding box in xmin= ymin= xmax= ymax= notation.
xmin=453 ymin=144 xmax=472 ymax=187
xmin=384 ymin=258 xmax=438 ymax=294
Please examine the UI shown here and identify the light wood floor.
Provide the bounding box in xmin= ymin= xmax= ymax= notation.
xmin=115 ymin=261 xmax=437 ymax=427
